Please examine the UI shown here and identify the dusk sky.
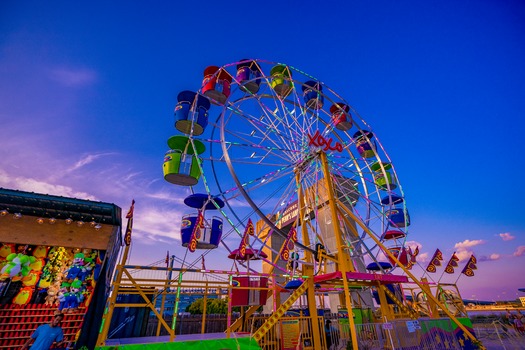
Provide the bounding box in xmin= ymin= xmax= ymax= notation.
xmin=1 ymin=1 xmax=524 ymax=301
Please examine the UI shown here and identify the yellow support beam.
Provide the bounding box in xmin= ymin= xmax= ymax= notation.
xmin=295 ymin=172 xmax=322 ymax=350
xmin=319 ymin=151 xmax=360 ymax=350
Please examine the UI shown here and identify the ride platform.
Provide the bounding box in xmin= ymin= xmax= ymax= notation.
xmin=99 ymin=333 xmax=260 ymax=350
xmin=314 ymin=271 xmax=408 ymax=286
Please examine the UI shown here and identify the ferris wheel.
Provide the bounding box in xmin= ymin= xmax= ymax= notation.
xmin=163 ymin=59 xmax=411 ymax=276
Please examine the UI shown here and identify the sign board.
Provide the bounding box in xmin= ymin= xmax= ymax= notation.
xmin=382 ymin=322 xmax=393 ymax=330
xmin=520 ymin=297 xmax=525 ymax=307
xmin=406 ymin=320 xmax=421 ymax=333
xmin=280 ymin=319 xmax=301 ymax=350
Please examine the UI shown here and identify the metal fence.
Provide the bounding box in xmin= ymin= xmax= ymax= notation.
xmin=140 ymin=313 xmax=497 ymax=350
xmin=144 ymin=314 xmax=234 ymax=336
xmin=327 ymin=317 xmax=462 ymax=350
xmin=473 ymin=320 xmax=525 ymax=349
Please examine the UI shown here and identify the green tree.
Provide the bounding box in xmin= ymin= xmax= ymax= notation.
xmin=186 ymin=298 xmax=229 ymax=314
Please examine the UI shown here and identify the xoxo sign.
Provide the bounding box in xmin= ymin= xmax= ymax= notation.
xmin=308 ymin=130 xmax=343 ymax=152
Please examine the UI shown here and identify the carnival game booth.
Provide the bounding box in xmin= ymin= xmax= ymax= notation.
xmin=0 ymin=188 xmax=122 ymax=349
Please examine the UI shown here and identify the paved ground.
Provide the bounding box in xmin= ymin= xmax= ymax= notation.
xmin=474 ymin=327 xmax=525 ymax=349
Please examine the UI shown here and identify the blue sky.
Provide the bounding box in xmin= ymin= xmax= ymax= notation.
xmin=1 ymin=1 xmax=524 ymax=301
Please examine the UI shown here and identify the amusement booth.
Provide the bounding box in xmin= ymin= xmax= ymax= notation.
xmin=0 ymin=188 xmax=122 ymax=349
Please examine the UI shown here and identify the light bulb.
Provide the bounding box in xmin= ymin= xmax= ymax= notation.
xmin=13 ymin=213 xmax=22 ymax=220
xmin=0 ymin=209 xmax=8 ymax=216
xmin=36 ymin=217 xmax=45 ymax=224
xmin=77 ymin=221 xmax=84 ymax=227
xmin=49 ymin=218 xmax=57 ymax=224
xmin=65 ymin=218 xmax=73 ymax=225
xmin=90 ymin=220 xmax=97 ymax=227
xmin=94 ymin=224 xmax=102 ymax=230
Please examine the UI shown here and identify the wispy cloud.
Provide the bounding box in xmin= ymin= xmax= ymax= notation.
xmin=498 ymin=232 xmax=515 ymax=241
xmin=514 ymin=246 xmax=525 ymax=257
xmin=454 ymin=239 xmax=485 ymax=250
xmin=417 ymin=252 xmax=429 ymax=263
xmin=145 ymin=191 xmax=188 ymax=203
xmin=479 ymin=254 xmax=501 ymax=261
xmin=133 ymin=206 xmax=184 ymax=243
xmin=50 ymin=67 xmax=97 ymax=87
xmin=67 ymin=153 xmax=116 ymax=173
xmin=0 ymin=169 xmax=96 ymax=200
xmin=454 ymin=239 xmax=485 ymax=261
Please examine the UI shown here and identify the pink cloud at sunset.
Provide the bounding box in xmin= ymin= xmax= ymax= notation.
xmin=499 ymin=232 xmax=515 ymax=241
xmin=514 ymin=246 xmax=525 ymax=257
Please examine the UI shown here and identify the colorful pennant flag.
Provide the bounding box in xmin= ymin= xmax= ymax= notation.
xmin=425 ymin=248 xmax=444 ymax=273
xmin=461 ymin=254 xmax=477 ymax=276
xmin=444 ymin=252 xmax=460 ymax=274
xmin=411 ymin=246 xmax=419 ymax=263
xmin=188 ymin=211 xmax=204 ymax=252
xmin=238 ymin=218 xmax=254 ymax=259
xmin=468 ymin=255 xmax=477 ymax=269
xmin=124 ymin=200 xmax=135 ymax=246
xmin=405 ymin=246 xmax=419 ymax=270
xmin=280 ymin=227 xmax=297 ymax=261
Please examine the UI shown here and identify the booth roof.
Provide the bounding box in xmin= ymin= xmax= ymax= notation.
xmin=0 ymin=187 xmax=121 ymax=226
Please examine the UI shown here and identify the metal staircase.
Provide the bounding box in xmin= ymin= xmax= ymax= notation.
xmin=252 ymin=280 xmax=308 ymax=341
xmin=379 ymin=284 xmax=418 ymax=319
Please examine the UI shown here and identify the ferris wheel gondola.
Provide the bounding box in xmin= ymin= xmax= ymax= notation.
xmin=164 ymin=59 xmax=411 ymax=276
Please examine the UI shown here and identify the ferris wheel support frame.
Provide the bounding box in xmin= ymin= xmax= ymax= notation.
xmin=319 ymin=151 xmax=360 ymax=350
xmin=336 ymin=203 xmax=482 ymax=347
xmin=295 ymin=171 xmax=322 ymax=349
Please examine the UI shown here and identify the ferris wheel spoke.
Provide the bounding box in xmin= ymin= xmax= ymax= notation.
xmin=166 ymin=59 xmax=410 ymax=280
xmin=220 ymin=130 xmax=297 ymax=165
xmin=221 ymin=104 xmax=303 ymax=164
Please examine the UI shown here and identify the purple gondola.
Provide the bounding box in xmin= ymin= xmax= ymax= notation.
xmin=353 ymin=130 xmax=376 ymax=158
xmin=236 ymin=59 xmax=262 ymax=94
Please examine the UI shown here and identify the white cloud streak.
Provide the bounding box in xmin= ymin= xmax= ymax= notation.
xmin=67 ymin=153 xmax=116 ymax=173
xmin=0 ymin=169 xmax=96 ymax=200
xmin=454 ymin=239 xmax=485 ymax=262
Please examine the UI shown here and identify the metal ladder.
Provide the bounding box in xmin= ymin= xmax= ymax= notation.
xmin=252 ymin=280 xmax=308 ymax=341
